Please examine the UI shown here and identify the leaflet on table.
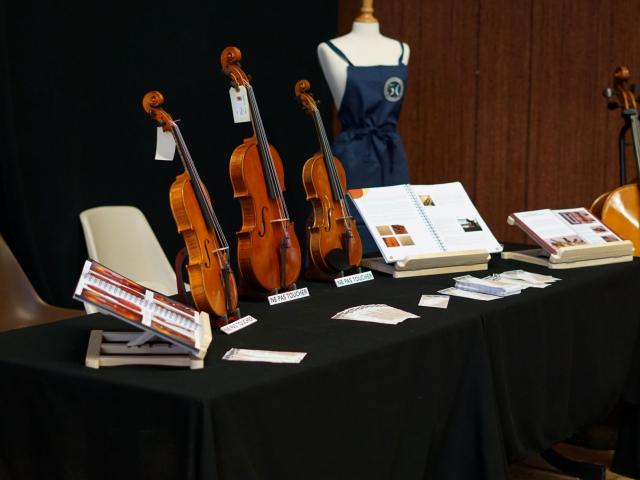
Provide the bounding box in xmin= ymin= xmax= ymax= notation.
xmin=222 ymin=348 xmax=306 ymax=363
xmin=73 ymin=260 xmax=210 ymax=356
xmin=418 ymin=295 xmax=450 ymax=309
xmin=510 ymin=208 xmax=623 ymax=254
xmin=483 ymin=273 xmax=547 ymax=289
xmin=500 ymin=269 xmax=560 ymax=284
xmin=453 ymin=275 xmax=522 ymax=296
xmin=349 ymin=182 xmax=502 ymax=263
xmin=332 ymin=304 xmax=419 ymax=324
xmin=438 ymin=287 xmax=501 ymax=301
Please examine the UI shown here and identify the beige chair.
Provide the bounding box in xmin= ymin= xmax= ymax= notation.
xmin=79 ymin=206 xmax=177 ymax=313
xmin=0 ymin=235 xmax=83 ymax=332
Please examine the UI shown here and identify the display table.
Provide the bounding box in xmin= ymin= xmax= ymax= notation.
xmin=0 ymin=256 xmax=639 ymax=480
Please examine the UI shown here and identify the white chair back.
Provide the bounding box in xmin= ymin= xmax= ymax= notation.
xmin=79 ymin=206 xmax=177 ymax=313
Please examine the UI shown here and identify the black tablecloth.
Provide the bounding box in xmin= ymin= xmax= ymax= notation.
xmin=0 ymin=256 xmax=639 ymax=480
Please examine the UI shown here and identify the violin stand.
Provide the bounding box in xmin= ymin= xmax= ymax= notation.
xmin=361 ymin=249 xmax=490 ymax=279
xmin=212 ymin=308 xmax=242 ymax=329
xmin=501 ymin=241 xmax=634 ymax=269
xmin=85 ymin=316 xmax=211 ymax=370
xmin=304 ymin=261 xmax=362 ymax=281
xmin=238 ymin=279 xmax=299 ymax=299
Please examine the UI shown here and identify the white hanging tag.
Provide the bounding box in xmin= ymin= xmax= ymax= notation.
xmin=229 ymin=86 xmax=251 ymax=123
xmin=155 ymin=127 xmax=175 ymax=161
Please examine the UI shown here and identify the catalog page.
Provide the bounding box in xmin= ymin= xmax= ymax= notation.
xmin=74 ymin=260 xmax=208 ymax=354
xmin=511 ymin=208 xmax=623 ymax=253
xmin=350 ymin=185 xmax=445 ymax=262
xmin=411 ymin=183 xmax=503 ymax=253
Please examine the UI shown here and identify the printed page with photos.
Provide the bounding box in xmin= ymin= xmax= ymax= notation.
xmin=410 ymin=183 xmax=502 ymax=254
xmin=73 ymin=260 xmax=211 ymax=357
xmin=511 ymin=208 xmax=623 ymax=254
xmin=350 ymin=183 xmax=502 ymax=263
xmin=349 ymin=185 xmax=444 ymax=262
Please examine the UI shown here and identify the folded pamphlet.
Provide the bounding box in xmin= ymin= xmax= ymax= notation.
xmin=332 ymin=304 xmax=419 ymax=324
xmin=453 ymin=275 xmax=522 ymax=297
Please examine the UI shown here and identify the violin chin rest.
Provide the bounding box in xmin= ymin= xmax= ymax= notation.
xmin=325 ymin=248 xmax=353 ymax=273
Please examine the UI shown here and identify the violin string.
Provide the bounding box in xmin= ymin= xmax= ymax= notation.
xmin=245 ymin=85 xmax=291 ymax=233
xmin=247 ymin=85 xmax=284 ymax=205
xmin=172 ymin=123 xmax=230 ymax=256
xmin=313 ymin=108 xmax=353 ymax=222
xmin=313 ymin=109 xmax=341 ymax=199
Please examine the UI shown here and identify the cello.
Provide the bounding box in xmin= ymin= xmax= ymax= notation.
xmin=294 ymin=79 xmax=362 ymax=279
xmin=591 ymin=66 xmax=640 ymax=254
xmin=142 ymin=90 xmax=239 ymax=321
xmin=220 ymin=47 xmax=302 ymax=294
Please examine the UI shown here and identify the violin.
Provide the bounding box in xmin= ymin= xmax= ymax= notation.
xmin=221 ymin=47 xmax=302 ymax=293
xmin=142 ymin=90 xmax=239 ymax=319
xmin=295 ymin=79 xmax=362 ymax=278
xmin=591 ymin=66 xmax=640 ymax=254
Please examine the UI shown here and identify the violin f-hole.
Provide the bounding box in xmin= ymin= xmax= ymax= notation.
xmin=203 ymin=238 xmax=212 ymax=268
xmin=324 ymin=197 xmax=333 ymax=232
xmin=257 ymin=206 xmax=268 ymax=237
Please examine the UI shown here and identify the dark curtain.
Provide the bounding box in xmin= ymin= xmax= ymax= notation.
xmin=0 ymin=0 xmax=337 ymax=307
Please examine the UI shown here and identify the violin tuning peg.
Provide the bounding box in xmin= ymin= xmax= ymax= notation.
xmin=608 ymin=101 xmax=622 ymax=110
xmin=603 ymin=87 xmax=614 ymax=98
xmin=630 ymin=83 xmax=637 ymax=93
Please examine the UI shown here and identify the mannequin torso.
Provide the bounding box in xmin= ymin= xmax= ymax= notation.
xmin=318 ymin=22 xmax=410 ymax=108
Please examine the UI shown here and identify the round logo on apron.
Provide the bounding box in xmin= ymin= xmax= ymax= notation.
xmin=384 ymin=77 xmax=404 ymax=102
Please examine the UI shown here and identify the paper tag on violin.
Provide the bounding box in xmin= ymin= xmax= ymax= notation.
xmin=229 ymin=86 xmax=251 ymax=123
xmin=334 ymin=270 xmax=374 ymax=287
xmin=155 ymin=127 xmax=176 ymax=161
xmin=268 ymin=287 xmax=310 ymax=306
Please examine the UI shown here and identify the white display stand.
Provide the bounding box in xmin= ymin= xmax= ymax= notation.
xmin=85 ymin=312 xmax=211 ymax=370
xmin=503 ymin=216 xmax=634 ymax=269
xmin=361 ymin=249 xmax=490 ymax=278
xmin=501 ymin=243 xmax=634 ymax=269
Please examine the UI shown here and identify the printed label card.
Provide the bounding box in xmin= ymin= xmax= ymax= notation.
xmin=220 ymin=315 xmax=258 ymax=335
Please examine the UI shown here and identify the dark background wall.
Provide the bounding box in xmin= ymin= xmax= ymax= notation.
xmin=0 ymin=0 xmax=337 ymax=306
xmin=3 ymin=0 xmax=640 ymax=307
xmin=339 ymin=0 xmax=640 ymax=243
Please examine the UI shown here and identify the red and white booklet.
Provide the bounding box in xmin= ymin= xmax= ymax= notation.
xmin=73 ymin=260 xmax=211 ymax=358
xmin=510 ymin=208 xmax=623 ymax=254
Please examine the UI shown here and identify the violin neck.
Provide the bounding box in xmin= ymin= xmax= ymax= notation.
xmin=629 ymin=113 xmax=640 ymax=182
xmin=311 ymin=109 xmax=345 ymax=201
xmin=171 ymin=123 xmax=229 ymax=250
xmin=245 ymin=85 xmax=287 ymax=205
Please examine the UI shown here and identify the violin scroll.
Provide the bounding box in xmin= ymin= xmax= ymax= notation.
xmin=295 ymin=79 xmax=318 ymax=115
xmin=142 ymin=90 xmax=174 ymax=132
xmin=605 ymin=66 xmax=638 ymax=111
xmin=221 ymin=46 xmax=250 ymax=88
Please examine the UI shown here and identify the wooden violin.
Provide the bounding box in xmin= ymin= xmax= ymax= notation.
xmin=591 ymin=66 xmax=640 ymax=254
xmin=142 ymin=90 xmax=239 ymax=319
xmin=221 ymin=47 xmax=302 ymax=294
xmin=295 ymin=79 xmax=362 ymax=278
